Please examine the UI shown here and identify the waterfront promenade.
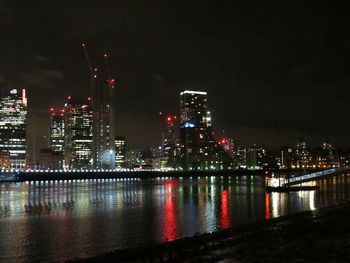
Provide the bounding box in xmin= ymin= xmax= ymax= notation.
xmin=12 ymin=169 xmax=265 ymax=182
xmin=2 ymin=168 xmax=327 ymax=182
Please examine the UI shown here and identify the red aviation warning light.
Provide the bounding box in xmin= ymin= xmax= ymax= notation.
xmin=218 ymin=138 xmax=227 ymax=145
xmin=106 ymin=78 xmax=116 ymax=87
xmin=49 ymin=107 xmax=56 ymax=117
xmin=67 ymin=96 xmax=71 ymax=100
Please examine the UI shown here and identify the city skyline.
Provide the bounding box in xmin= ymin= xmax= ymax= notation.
xmin=0 ymin=1 xmax=349 ymax=154
xmin=1 ymin=2 xmax=350 ymax=262
xmin=1 ymin=87 xmax=348 ymax=171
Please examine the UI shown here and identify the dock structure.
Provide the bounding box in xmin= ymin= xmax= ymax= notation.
xmin=286 ymin=165 xmax=350 ymax=186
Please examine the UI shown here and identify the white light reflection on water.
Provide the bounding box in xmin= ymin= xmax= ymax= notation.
xmin=0 ymin=174 xmax=349 ymax=263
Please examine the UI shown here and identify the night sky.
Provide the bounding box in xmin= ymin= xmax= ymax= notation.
xmin=0 ymin=1 xmax=349 ymax=160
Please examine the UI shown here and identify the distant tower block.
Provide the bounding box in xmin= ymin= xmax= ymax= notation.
xmin=49 ymin=107 xmax=65 ymax=155
xmin=179 ymin=90 xmax=233 ymax=171
xmin=0 ymin=89 xmax=27 ymax=170
xmin=162 ymin=115 xmax=177 ymax=168
xmin=92 ymin=77 xmax=116 ymax=169
xmin=81 ymin=44 xmax=116 ymax=170
xmin=64 ymin=97 xmax=93 ymax=169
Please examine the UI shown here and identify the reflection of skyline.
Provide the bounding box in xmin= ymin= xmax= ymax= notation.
xmin=0 ymin=174 xmax=350 ymax=262
xmin=0 ymin=179 xmax=145 ymax=217
xmin=1 ymin=175 xmax=349 ymax=220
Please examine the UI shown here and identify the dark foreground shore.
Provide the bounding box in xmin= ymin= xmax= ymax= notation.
xmin=69 ymin=202 xmax=350 ymax=263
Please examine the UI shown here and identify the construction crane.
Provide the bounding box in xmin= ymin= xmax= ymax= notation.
xmin=103 ymin=53 xmax=116 ymax=87
xmin=81 ymin=42 xmax=98 ymax=97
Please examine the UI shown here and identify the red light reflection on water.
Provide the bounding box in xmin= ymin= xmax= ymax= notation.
xmin=163 ymin=180 xmax=178 ymax=242
xmin=164 ymin=180 xmax=178 ymax=189
xmin=265 ymin=194 xmax=271 ymax=219
xmin=220 ymin=189 xmax=230 ymax=229
xmin=164 ymin=196 xmax=176 ymax=242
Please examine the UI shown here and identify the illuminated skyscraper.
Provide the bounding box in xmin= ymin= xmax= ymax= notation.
xmin=295 ymin=137 xmax=310 ymax=168
xmin=180 ymin=90 xmax=210 ymax=128
xmin=115 ymin=136 xmax=126 ymax=168
xmin=92 ymin=77 xmax=116 ymax=169
xmin=49 ymin=107 xmax=65 ymax=154
xmin=179 ymin=90 xmax=232 ymax=170
xmin=64 ymin=97 xmax=93 ymax=169
xmin=0 ymin=88 xmax=27 ymax=169
xmin=80 ymin=45 xmax=117 ymax=169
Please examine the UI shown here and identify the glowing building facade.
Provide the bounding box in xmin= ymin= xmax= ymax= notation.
xmin=64 ymin=97 xmax=93 ymax=169
xmin=115 ymin=136 xmax=126 ymax=168
xmin=294 ymin=137 xmax=311 ymax=168
xmin=49 ymin=108 xmax=65 ymax=154
xmin=179 ymin=90 xmax=233 ymax=170
xmin=0 ymin=89 xmax=27 ymax=169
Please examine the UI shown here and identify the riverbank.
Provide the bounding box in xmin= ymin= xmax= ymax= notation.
xmin=14 ymin=169 xmax=265 ymax=182
xmin=69 ymin=202 xmax=350 ymax=263
xmin=2 ymin=168 xmax=326 ymax=183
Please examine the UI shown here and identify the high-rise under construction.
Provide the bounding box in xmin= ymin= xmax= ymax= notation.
xmin=91 ymin=73 xmax=116 ymax=169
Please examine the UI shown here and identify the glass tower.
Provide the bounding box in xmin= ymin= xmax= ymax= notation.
xmin=49 ymin=108 xmax=65 ymax=154
xmin=64 ymin=97 xmax=93 ymax=169
xmin=179 ymin=90 xmax=233 ymax=171
xmin=0 ymin=89 xmax=27 ymax=170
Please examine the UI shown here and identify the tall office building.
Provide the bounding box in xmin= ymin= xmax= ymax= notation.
xmin=236 ymin=147 xmax=247 ymax=168
xmin=179 ymin=90 xmax=233 ymax=170
xmin=161 ymin=115 xmax=178 ymax=168
xmin=92 ymin=77 xmax=116 ymax=169
xmin=49 ymin=107 xmax=65 ymax=154
xmin=314 ymin=141 xmax=335 ymax=168
xmin=0 ymin=89 xmax=27 ymax=169
xmin=280 ymin=146 xmax=293 ymax=169
xmin=115 ymin=136 xmax=126 ymax=168
xmin=295 ymin=137 xmax=310 ymax=168
xmin=246 ymin=146 xmax=267 ymax=169
xmin=64 ymin=97 xmax=93 ymax=169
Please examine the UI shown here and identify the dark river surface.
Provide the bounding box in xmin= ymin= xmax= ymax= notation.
xmin=0 ymin=174 xmax=349 ymax=262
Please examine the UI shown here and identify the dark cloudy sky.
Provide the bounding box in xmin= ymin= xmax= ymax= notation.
xmin=0 ymin=0 xmax=349 ymax=160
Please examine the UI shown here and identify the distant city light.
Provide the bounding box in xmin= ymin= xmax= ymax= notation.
xmin=183 ymin=122 xmax=195 ymax=128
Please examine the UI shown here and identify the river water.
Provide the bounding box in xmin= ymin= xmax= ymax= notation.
xmin=0 ymin=174 xmax=349 ymax=262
